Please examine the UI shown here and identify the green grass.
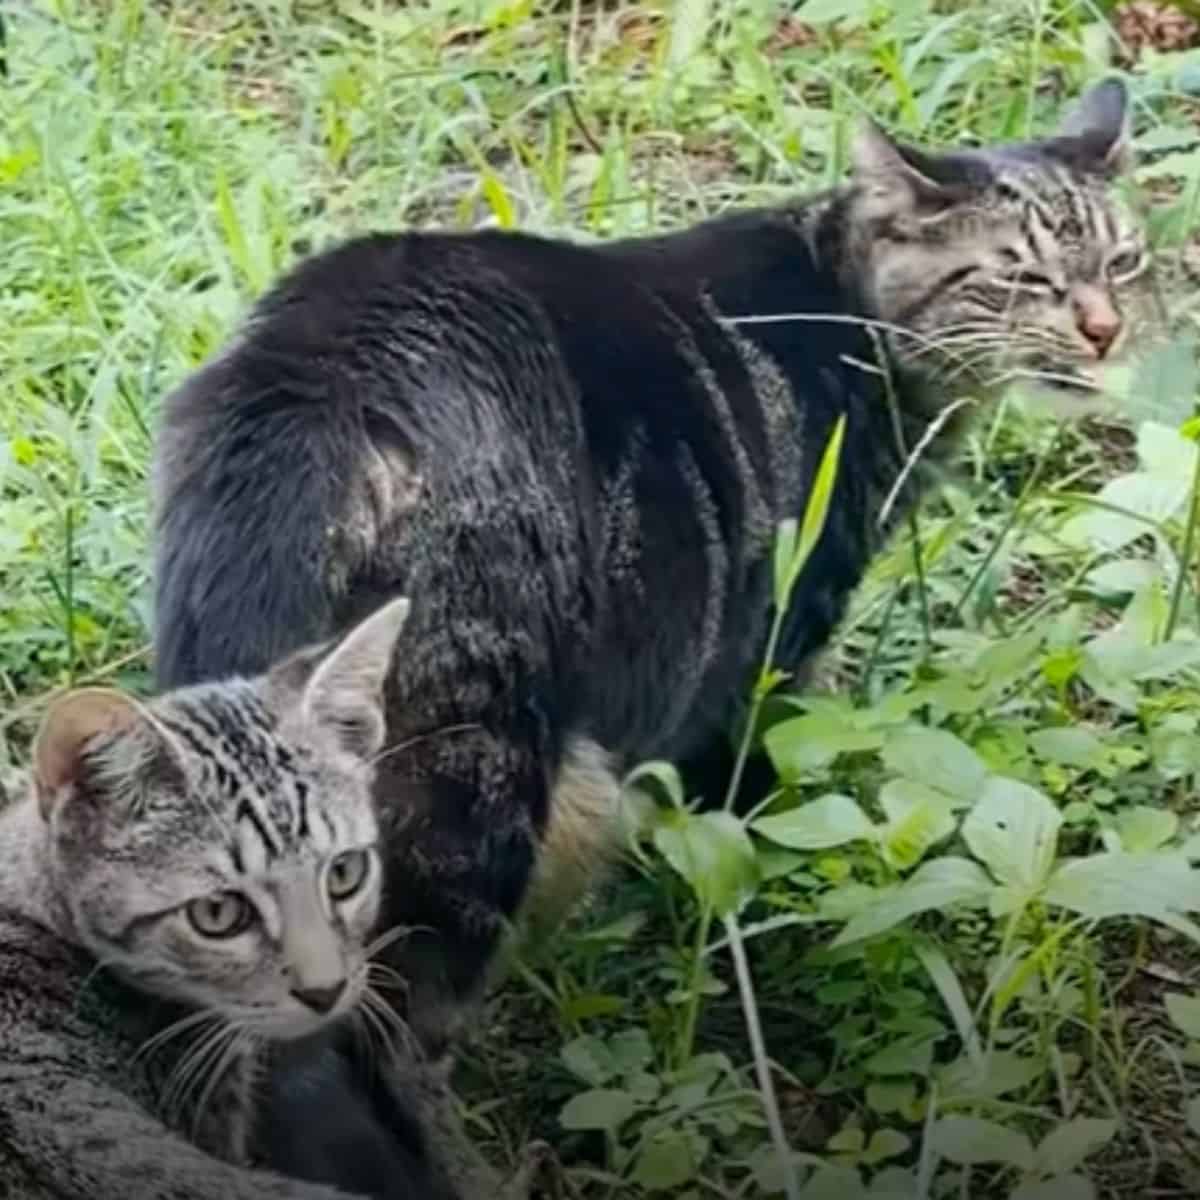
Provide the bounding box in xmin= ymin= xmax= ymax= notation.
xmin=6 ymin=1 xmax=1200 ymax=1197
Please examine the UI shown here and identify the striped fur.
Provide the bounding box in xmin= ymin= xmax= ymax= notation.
xmin=0 ymin=603 xmax=525 ymax=1197
xmin=149 ymin=82 xmax=1146 ymax=1189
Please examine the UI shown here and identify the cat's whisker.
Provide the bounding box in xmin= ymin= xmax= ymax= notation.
xmin=133 ymin=1008 xmax=222 ymax=1066
xmin=189 ymin=1026 xmax=256 ymax=1146
xmin=162 ymin=1022 xmax=233 ymax=1127
xmin=363 ymin=922 xmax=424 ymax=960
xmin=360 ymin=984 xmax=417 ymax=1055
xmin=365 ymin=721 xmax=484 ymax=770
xmin=354 ymin=999 xmax=395 ymax=1072
xmin=365 ymin=961 xmax=409 ymax=994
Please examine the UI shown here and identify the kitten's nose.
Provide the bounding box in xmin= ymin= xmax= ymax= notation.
xmin=1073 ymin=286 xmax=1121 ymax=358
xmin=290 ymin=979 xmax=347 ymax=1014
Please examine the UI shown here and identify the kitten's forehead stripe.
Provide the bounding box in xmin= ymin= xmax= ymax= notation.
xmin=235 ymin=796 xmax=280 ymax=862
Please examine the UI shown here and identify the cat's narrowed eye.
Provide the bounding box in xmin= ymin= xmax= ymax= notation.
xmin=1106 ymin=246 xmax=1146 ymax=281
xmin=997 ymin=268 xmax=1062 ymax=296
xmin=186 ymin=891 xmax=253 ymax=939
xmin=327 ymin=849 xmax=371 ymax=901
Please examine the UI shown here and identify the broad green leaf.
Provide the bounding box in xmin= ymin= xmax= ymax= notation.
xmin=624 ymin=760 xmax=685 ymax=809
xmin=1165 ymin=992 xmax=1200 ymax=1040
xmin=929 ymin=1116 xmax=1034 ymax=1170
xmin=765 ymin=716 xmax=883 ymax=777
xmin=1137 ymin=415 xmax=1200 ymax=478
xmin=559 ymin=1088 xmax=637 ymax=1131
xmin=609 ymin=1028 xmax=654 ymax=1074
xmin=799 ymin=1165 xmax=867 ymax=1200
xmin=865 ymin=1036 xmax=936 ymax=1077
xmin=1114 ymin=806 xmax=1178 ymax=852
xmin=1033 ymin=1117 xmax=1117 ymax=1176
xmin=1044 ymin=851 xmax=1200 ymax=922
xmin=868 ymin=1167 xmax=919 ymax=1199
xmin=1085 ymin=559 xmax=1161 ymax=595
xmin=936 ymin=1049 xmax=1043 ymax=1101
xmin=834 ymin=857 xmax=993 ymax=946
xmin=632 ymin=1130 xmax=698 ymax=1191
xmin=882 ymin=728 xmax=988 ymax=802
xmin=753 ymin=792 xmax=874 ymax=850
xmin=863 ymin=1129 xmax=910 ymax=1164
xmin=1008 ymin=1176 xmax=1095 ymax=1200
xmin=876 ymin=780 xmax=958 ymax=869
xmin=1029 ymin=727 xmax=1106 ymax=770
xmin=866 ymin=1080 xmax=918 ymax=1115
xmin=561 ymin=1036 xmax=617 ymax=1086
xmin=1063 ymin=472 xmax=1188 ymax=552
xmin=962 ymin=778 xmax=1061 ymax=891
xmin=653 ymin=810 xmax=759 ymax=916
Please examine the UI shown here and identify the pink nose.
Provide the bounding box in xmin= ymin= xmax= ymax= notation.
xmin=1073 ymin=288 xmax=1121 ymax=358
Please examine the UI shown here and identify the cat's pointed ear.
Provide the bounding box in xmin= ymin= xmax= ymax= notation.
xmin=33 ymin=688 xmax=180 ymax=820
xmin=298 ymin=596 xmax=411 ymax=759
xmin=1048 ymin=78 xmax=1131 ymax=176
xmin=850 ymin=120 xmax=980 ymax=220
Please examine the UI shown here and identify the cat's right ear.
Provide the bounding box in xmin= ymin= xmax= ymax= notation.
xmin=33 ymin=688 xmax=180 ymax=820
xmin=294 ymin=596 xmax=412 ymax=760
xmin=851 ymin=120 xmax=984 ymax=221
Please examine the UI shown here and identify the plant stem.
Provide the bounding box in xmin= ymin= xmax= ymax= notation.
xmin=676 ymin=904 xmax=713 ymax=1068
xmin=722 ymin=913 xmax=801 ymax=1200
xmin=1166 ymin=431 xmax=1200 ymax=640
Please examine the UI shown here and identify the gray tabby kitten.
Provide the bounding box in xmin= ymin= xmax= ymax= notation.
xmin=0 ymin=597 xmax=508 ymax=1199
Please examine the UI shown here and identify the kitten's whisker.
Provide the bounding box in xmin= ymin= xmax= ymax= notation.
xmin=162 ymin=1019 xmax=234 ymax=1125
xmin=361 ymin=985 xmax=417 ymax=1056
xmin=190 ymin=1027 xmax=255 ymax=1147
xmin=364 ymin=922 xmax=425 ymax=960
xmin=366 ymin=722 xmax=484 ymax=770
xmin=365 ymin=962 xmax=409 ymax=993
xmin=134 ymin=1008 xmax=221 ymax=1065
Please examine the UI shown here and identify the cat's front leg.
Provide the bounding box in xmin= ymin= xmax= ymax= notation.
xmin=369 ymin=721 xmax=549 ymax=1058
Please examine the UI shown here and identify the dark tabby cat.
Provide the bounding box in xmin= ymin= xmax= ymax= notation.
xmin=0 ymin=600 xmax=516 ymax=1199
xmin=151 ymin=79 xmax=1146 ymax=1183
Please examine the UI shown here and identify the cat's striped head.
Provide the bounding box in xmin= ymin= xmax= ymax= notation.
xmin=847 ymin=79 xmax=1147 ymax=394
xmin=33 ymin=597 xmax=411 ymax=1043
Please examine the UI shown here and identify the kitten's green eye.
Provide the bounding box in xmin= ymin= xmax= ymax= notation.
xmin=327 ymin=849 xmax=371 ymax=901
xmin=1106 ymin=247 xmax=1145 ymax=281
xmin=187 ymin=892 xmax=253 ymax=939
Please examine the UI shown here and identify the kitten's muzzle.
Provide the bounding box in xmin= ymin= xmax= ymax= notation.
xmin=291 ymin=978 xmax=348 ymax=1014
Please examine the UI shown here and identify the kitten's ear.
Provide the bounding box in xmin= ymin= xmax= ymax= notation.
xmin=298 ymin=596 xmax=411 ymax=760
xmin=850 ymin=120 xmax=982 ymax=220
xmin=1048 ymin=78 xmax=1131 ymax=176
xmin=33 ymin=688 xmax=180 ymax=820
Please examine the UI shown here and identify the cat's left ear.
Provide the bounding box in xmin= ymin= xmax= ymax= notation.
xmin=33 ymin=688 xmax=184 ymax=820
xmin=296 ymin=596 xmax=411 ymax=759
xmin=851 ymin=120 xmax=985 ymax=220
xmin=1047 ymin=78 xmax=1131 ymax=177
